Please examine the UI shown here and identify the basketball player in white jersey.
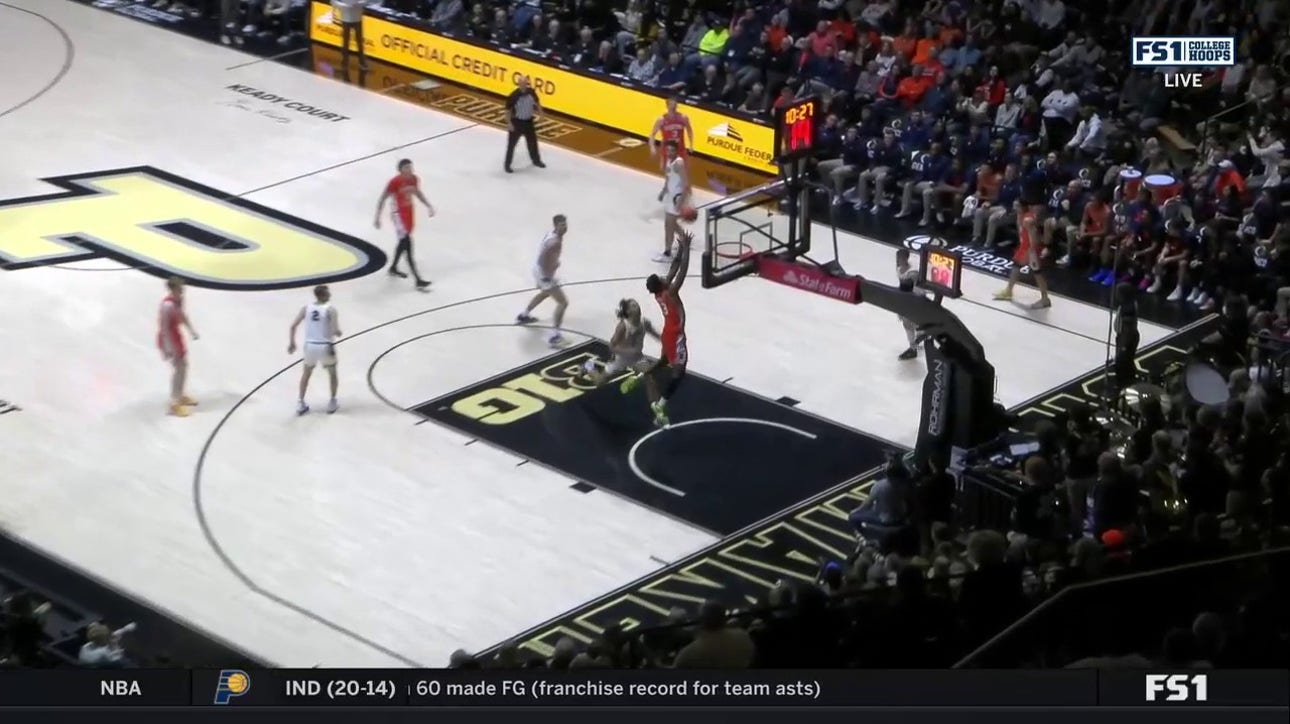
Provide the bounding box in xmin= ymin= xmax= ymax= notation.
xmin=583 ymin=298 xmax=658 ymax=386
xmin=288 ymin=285 xmax=342 ymax=415
xmin=895 ymin=248 xmax=921 ymax=361
xmin=516 ymin=214 xmax=570 ymax=348
xmin=656 ymin=141 xmax=691 ymax=264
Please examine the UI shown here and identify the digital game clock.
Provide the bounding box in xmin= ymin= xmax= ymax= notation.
xmin=774 ymin=96 xmax=820 ymax=162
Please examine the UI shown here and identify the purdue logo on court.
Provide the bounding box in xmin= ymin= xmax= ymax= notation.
xmin=0 ymin=167 xmax=385 ymax=290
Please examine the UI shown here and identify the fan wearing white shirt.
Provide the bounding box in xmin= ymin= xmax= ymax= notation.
xmin=1066 ymin=106 xmax=1106 ymax=159
xmin=78 ymin=622 xmax=137 ymax=668
xmin=1247 ymin=127 xmax=1285 ymax=189
xmin=1040 ymin=80 xmax=1081 ymax=148
xmin=1033 ymin=0 xmax=1067 ymax=45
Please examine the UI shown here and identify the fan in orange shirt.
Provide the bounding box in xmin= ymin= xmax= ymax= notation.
xmin=895 ymin=66 xmax=934 ymax=108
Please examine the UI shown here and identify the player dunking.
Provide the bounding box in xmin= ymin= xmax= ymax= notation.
xmin=622 ymin=231 xmax=692 ymax=427
xmin=583 ymin=299 xmax=658 ymax=386
xmin=994 ymin=199 xmax=1052 ymax=309
xmin=374 ymin=158 xmax=434 ymax=292
xmin=650 ymin=96 xmax=693 ymax=202
xmin=655 ymin=140 xmax=691 ymax=263
xmin=287 ymin=285 xmax=342 ymax=415
xmin=516 ymin=214 xmax=570 ymax=348
xmin=157 ymin=276 xmax=199 ymax=417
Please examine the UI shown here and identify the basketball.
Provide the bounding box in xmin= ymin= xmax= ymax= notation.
xmin=680 ymin=206 xmax=698 ymax=223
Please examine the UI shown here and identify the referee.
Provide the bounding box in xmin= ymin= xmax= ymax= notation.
xmin=504 ymin=76 xmax=545 ymax=173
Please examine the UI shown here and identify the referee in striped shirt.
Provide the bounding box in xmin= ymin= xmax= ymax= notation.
xmin=504 ymin=76 xmax=545 ymax=173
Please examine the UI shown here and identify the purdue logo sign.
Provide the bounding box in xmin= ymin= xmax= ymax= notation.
xmin=0 ymin=167 xmax=385 ymax=290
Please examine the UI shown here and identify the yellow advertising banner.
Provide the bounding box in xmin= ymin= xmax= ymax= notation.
xmin=308 ymin=2 xmax=775 ymax=174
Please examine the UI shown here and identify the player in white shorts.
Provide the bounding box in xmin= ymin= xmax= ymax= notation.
xmin=516 ymin=214 xmax=570 ymax=348
xmin=583 ymin=298 xmax=658 ymax=385
xmin=288 ymin=285 xmax=342 ymax=415
xmin=654 ymin=141 xmax=691 ymax=263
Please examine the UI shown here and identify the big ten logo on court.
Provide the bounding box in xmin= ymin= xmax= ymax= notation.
xmin=450 ymin=351 xmax=628 ymax=425
xmin=0 ymin=168 xmax=386 ymax=291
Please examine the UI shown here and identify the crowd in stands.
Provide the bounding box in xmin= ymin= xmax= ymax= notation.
xmin=1 ymin=589 xmax=136 ymax=669
xmin=105 ymin=1 xmax=306 ymax=45
xmin=355 ymin=0 xmax=1290 ymax=319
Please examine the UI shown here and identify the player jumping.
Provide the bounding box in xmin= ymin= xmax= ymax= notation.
xmin=288 ymin=284 xmax=342 ymax=415
xmin=583 ymin=298 xmax=658 ymax=386
xmin=622 ymin=231 xmax=691 ymax=427
xmin=374 ymin=158 xmax=434 ymax=292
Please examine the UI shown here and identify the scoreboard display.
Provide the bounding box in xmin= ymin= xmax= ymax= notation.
xmin=774 ymin=96 xmax=820 ymax=162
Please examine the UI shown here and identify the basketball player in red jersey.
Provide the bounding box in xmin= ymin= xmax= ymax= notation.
xmin=374 ymin=158 xmax=434 ymax=291
xmin=157 ymin=276 xmax=200 ymax=417
xmin=994 ymin=199 xmax=1053 ymax=309
xmin=622 ymin=231 xmax=692 ymax=427
xmin=649 ymin=96 xmax=693 ymax=202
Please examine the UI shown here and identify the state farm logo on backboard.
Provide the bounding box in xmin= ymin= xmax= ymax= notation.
xmin=757 ymin=255 xmax=860 ymax=304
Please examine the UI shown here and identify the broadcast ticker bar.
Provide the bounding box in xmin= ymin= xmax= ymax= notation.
xmin=0 ymin=670 xmax=1285 ymax=708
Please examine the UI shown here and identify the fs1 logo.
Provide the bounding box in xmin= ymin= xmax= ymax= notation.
xmin=1145 ymin=674 xmax=1208 ymax=702
xmin=1132 ymin=37 xmax=1235 ymax=66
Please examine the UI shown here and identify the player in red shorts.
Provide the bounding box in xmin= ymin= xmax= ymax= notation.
xmin=994 ymin=198 xmax=1052 ymax=309
xmin=374 ymin=158 xmax=435 ymax=292
xmin=157 ymin=276 xmax=200 ymax=417
xmin=649 ymin=96 xmax=693 ymax=202
xmin=621 ymin=231 xmax=692 ymax=427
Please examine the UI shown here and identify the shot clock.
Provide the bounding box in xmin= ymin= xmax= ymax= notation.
xmin=774 ymin=96 xmax=820 ymax=162
xmin=918 ymin=246 xmax=964 ymax=299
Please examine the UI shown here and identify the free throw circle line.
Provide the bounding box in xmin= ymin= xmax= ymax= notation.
xmin=626 ymin=417 xmax=820 ymax=497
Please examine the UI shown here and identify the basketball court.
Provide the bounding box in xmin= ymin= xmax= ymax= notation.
xmin=1 ymin=0 xmax=1175 ymax=666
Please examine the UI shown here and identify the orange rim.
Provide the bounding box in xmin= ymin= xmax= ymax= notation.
xmin=715 ymin=241 xmax=756 ymax=260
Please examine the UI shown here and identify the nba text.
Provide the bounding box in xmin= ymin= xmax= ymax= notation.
xmin=1145 ymin=674 xmax=1208 ymax=702
xmin=100 ymin=680 xmax=143 ymax=697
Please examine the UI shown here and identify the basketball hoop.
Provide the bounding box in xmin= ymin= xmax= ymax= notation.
xmin=714 ymin=241 xmax=756 ymax=261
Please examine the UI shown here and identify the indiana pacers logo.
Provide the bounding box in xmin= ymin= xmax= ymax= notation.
xmin=214 ymin=669 xmax=251 ymax=705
